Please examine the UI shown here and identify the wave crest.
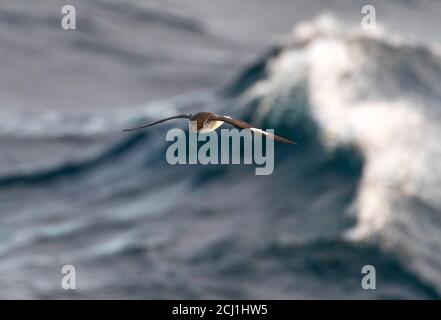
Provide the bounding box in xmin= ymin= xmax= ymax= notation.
xmin=232 ymin=15 xmax=441 ymax=292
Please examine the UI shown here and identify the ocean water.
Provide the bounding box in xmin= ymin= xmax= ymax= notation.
xmin=1 ymin=13 xmax=441 ymax=299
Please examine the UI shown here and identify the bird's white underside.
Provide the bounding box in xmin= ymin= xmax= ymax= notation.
xmin=190 ymin=120 xmax=225 ymax=133
xmin=189 ymin=120 xmax=270 ymax=137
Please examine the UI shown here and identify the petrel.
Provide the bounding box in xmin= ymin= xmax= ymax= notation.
xmin=123 ymin=112 xmax=295 ymax=144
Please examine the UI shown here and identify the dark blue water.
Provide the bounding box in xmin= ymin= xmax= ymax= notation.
xmin=1 ymin=16 xmax=441 ymax=299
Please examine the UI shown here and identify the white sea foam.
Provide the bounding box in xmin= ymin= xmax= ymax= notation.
xmin=243 ymin=15 xmax=441 ymax=290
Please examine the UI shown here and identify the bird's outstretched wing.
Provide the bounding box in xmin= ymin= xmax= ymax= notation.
xmin=122 ymin=113 xmax=191 ymax=132
xmin=209 ymin=114 xmax=296 ymax=144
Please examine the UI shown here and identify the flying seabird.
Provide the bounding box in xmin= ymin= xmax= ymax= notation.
xmin=123 ymin=112 xmax=295 ymax=144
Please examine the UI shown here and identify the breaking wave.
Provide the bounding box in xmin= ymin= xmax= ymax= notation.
xmin=228 ymin=15 xmax=441 ymax=294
